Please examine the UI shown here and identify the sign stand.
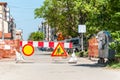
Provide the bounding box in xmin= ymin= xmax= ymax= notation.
xmin=14 ymin=48 xmax=25 ymax=63
xmin=81 ymin=33 xmax=83 ymax=51
xmin=78 ymin=25 xmax=86 ymax=51
xmin=68 ymin=49 xmax=77 ymax=64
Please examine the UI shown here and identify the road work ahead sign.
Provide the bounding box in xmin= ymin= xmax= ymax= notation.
xmin=51 ymin=43 xmax=68 ymax=57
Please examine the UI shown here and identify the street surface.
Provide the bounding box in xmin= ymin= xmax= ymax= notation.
xmin=0 ymin=50 xmax=120 ymax=80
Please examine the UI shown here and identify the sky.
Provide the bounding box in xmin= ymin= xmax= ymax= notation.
xmin=1 ymin=0 xmax=44 ymax=40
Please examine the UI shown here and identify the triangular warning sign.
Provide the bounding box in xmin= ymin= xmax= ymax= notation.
xmin=51 ymin=43 xmax=68 ymax=57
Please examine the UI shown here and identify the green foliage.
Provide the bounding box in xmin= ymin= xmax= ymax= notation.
xmin=28 ymin=31 xmax=44 ymax=41
xmin=111 ymin=31 xmax=120 ymax=40
xmin=107 ymin=62 xmax=120 ymax=69
xmin=76 ymin=50 xmax=88 ymax=57
xmin=34 ymin=0 xmax=101 ymax=37
xmin=34 ymin=0 xmax=120 ymax=38
xmin=109 ymin=31 xmax=120 ymax=61
xmin=109 ymin=42 xmax=116 ymax=50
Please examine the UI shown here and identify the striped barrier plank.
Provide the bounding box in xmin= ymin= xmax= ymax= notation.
xmin=20 ymin=41 xmax=73 ymax=48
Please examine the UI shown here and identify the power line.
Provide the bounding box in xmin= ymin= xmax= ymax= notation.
xmin=8 ymin=4 xmax=38 ymax=9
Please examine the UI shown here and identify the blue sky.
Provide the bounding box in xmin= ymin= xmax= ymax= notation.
xmin=1 ymin=0 xmax=44 ymax=40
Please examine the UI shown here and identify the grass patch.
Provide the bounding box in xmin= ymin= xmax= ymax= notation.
xmin=75 ymin=52 xmax=80 ymax=56
xmin=115 ymin=54 xmax=120 ymax=57
xmin=107 ymin=53 xmax=120 ymax=69
xmin=107 ymin=62 xmax=120 ymax=69
xmin=68 ymin=52 xmax=79 ymax=56
xmin=75 ymin=51 xmax=88 ymax=57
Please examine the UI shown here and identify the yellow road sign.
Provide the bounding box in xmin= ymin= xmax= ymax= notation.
xmin=51 ymin=43 xmax=68 ymax=57
xmin=22 ymin=44 xmax=34 ymax=56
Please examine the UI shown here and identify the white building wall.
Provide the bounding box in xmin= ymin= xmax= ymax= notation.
xmin=39 ymin=23 xmax=53 ymax=41
xmin=4 ymin=21 xmax=8 ymax=33
xmin=0 ymin=3 xmax=9 ymax=33
xmin=0 ymin=19 xmax=8 ymax=33
xmin=0 ymin=19 xmax=2 ymax=31
xmin=44 ymin=24 xmax=52 ymax=41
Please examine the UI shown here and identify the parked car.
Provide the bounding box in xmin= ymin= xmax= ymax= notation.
xmin=63 ymin=37 xmax=81 ymax=53
xmin=64 ymin=37 xmax=88 ymax=53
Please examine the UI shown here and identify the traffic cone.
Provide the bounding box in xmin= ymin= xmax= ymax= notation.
xmin=68 ymin=49 xmax=77 ymax=64
xmin=14 ymin=48 xmax=24 ymax=63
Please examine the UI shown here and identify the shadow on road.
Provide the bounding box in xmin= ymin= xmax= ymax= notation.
xmin=16 ymin=61 xmax=35 ymax=64
xmin=73 ymin=63 xmax=107 ymax=68
xmin=35 ymin=53 xmax=50 ymax=56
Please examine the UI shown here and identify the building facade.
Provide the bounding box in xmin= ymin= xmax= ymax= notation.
xmin=0 ymin=2 xmax=16 ymax=40
xmin=38 ymin=22 xmax=53 ymax=41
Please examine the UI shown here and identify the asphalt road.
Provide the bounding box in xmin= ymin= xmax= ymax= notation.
xmin=0 ymin=50 xmax=120 ymax=80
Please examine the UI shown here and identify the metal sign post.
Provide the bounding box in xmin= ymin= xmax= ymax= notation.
xmin=81 ymin=33 xmax=83 ymax=51
xmin=78 ymin=25 xmax=86 ymax=51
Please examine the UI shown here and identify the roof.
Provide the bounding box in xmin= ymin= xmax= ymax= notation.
xmin=0 ymin=2 xmax=7 ymax=6
xmin=0 ymin=31 xmax=11 ymax=39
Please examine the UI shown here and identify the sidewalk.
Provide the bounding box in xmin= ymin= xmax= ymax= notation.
xmin=76 ymin=57 xmax=107 ymax=67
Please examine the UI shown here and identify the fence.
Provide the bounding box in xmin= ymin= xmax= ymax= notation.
xmin=88 ymin=37 xmax=98 ymax=58
xmin=0 ymin=39 xmax=20 ymax=59
xmin=20 ymin=41 xmax=73 ymax=48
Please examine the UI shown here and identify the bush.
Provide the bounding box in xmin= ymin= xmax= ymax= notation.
xmin=110 ymin=32 xmax=120 ymax=61
xmin=78 ymin=50 xmax=88 ymax=57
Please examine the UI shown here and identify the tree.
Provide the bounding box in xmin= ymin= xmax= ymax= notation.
xmin=34 ymin=0 xmax=120 ymax=38
xmin=34 ymin=0 xmax=80 ymax=37
xmin=107 ymin=0 xmax=120 ymax=31
xmin=28 ymin=31 xmax=44 ymax=41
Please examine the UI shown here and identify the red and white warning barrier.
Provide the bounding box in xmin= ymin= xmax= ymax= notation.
xmin=20 ymin=41 xmax=72 ymax=48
